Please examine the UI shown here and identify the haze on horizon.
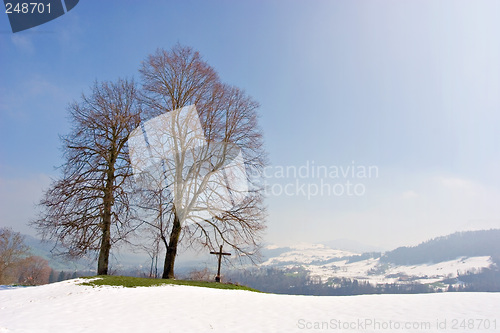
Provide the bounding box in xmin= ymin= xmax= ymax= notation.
xmin=1 ymin=1 xmax=500 ymax=252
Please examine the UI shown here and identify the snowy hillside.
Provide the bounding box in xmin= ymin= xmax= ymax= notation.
xmin=261 ymin=243 xmax=357 ymax=266
xmin=260 ymin=244 xmax=493 ymax=286
xmin=1 ymin=279 xmax=499 ymax=332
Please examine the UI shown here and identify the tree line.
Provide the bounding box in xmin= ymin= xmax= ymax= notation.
xmin=227 ymin=265 xmax=500 ymax=296
xmin=226 ymin=266 xmax=435 ymax=296
xmin=1 ymin=227 xmax=51 ymax=285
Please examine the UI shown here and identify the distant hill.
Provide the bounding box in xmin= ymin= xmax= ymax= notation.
xmin=322 ymin=238 xmax=385 ymax=253
xmin=380 ymin=229 xmax=500 ymax=265
xmin=230 ymin=229 xmax=500 ymax=295
xmin=22 ymin=234 xmax=94 ymax=271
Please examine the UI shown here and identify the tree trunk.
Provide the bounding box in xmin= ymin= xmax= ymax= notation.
xmin=162 ymin=211 xmax=181 ymax=279
xmin=97 ymin=163 xmax=115 ymax=275
xmin=97 ymin=219 xmax=111 ymax=275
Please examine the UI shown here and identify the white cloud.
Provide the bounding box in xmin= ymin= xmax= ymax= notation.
xmin=351 ymin=174 xmax=500 ymax=247
xmin=11 ymin=34 xmax=34 ymax=53
xmin=438 ymin=176 xmax=476 ymax=190
xmin=401 ymin=190 xmax=418 ymax=198
xmin=265 ymin=171 xmax=500 ymax=250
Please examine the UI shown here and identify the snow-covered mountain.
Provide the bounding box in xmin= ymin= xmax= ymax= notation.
xmin=261 ymin=243 xmax=358 ymax=266
xmin=259 ymin=241 xmax=495 ymax=287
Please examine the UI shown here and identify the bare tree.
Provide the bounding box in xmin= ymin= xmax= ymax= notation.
xmin=17 ymin=256 xmax=51 ymax=285
xmin=188 ymin=267 xmax=212 ymax=281
xmin=135 ymin=45 xmax=267 ymax=279
xmin=132 ymin=178 xmax=173 ymax=278
xmin=0 ymin=228 xmax=30 ymax=284
xmin=32 ymin=79 xmax=142 ymax=275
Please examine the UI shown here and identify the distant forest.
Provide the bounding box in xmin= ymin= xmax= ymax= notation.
xmin=380 ymin=229 xmax=500 ymax=265
xmin=228 ymin=265 xmax=500 ymax=296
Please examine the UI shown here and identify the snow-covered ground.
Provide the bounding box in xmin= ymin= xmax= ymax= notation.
xmin=1 ymin=279 xmax=499 ymax=332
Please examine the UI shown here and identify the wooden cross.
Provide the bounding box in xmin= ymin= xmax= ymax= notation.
xmin=210 ymin=245 xmax=231 ymax=282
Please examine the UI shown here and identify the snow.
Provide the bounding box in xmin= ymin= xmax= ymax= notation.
xmin=0 ymin=286 xmax=27 ymax=291
xmin=1 ymin=279 xmax=499 ymax=332
xmin=304 ymin=256 xmax=493 ymax=285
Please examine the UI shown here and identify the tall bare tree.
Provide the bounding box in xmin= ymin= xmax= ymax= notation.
xmin=135 ymin=45 xmax=267 ymax=279
xmin=0 ymin=228 xmax=30 ymax=284
xmin=32 ymin=79 xmax=142 ymax=275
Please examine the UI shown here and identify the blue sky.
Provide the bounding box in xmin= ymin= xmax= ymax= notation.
xmin=1 ymin=1 xmax=500 ymax=250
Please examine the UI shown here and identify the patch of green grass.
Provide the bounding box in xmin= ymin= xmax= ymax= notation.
xmin=429 ymin=281 xmax=446 ymax=288
xmin=79 ymin=275 xmax=262 ymax=292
